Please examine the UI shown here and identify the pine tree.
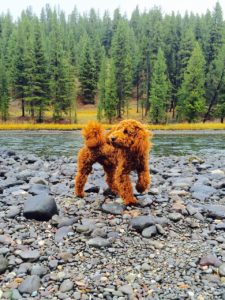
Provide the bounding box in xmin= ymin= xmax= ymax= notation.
xmin=97 ymin=56 xmax=107 ymax=121
xmin=111 ymin=20 xmax=132 ymax=118
xmin=177 ymin=42 xmax=206 ymax=122
xmin=104 ymin=59 xmax=118 ymax=123
xmin=29 ymin=19 xmax=48 ymax=122
xmin=0 ymin=56 xmax=10 ymax=121
xmin=78 ymin=34 xmax=97 ymax=104
xmin=149 ymin=48 xmax=171 ymax=124
xmin=204 ymin=44 xmax=225 ymax=122
xmin=98 ymin=58 xmax=118 ymax=123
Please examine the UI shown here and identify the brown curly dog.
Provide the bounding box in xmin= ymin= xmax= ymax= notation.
xmin=75 ymin=119 xmax=152 ymax=205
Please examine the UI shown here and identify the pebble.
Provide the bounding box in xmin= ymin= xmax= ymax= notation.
xmin=59 ymin=279 xmax=74 ymax=292
xmin=87 ymin=237 xmax=111 ymax=248
xmin=168 ymin=212 xmax=183 ymax=222
xmin=1 ymin=150 xmax=225 ymax=299
xmin=0 ymin=256 xmax=8 ymax=274
xmin=18 ymin=275 xmax=41 ymax=294
xmin=101 ymin=203 xmax=125 ymax=215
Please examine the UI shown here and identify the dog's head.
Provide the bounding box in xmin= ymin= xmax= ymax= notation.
xmin=107 ymin=119 xmax=152 ymax=152
xmin=82 ymin=122 xmax=105 ymax=148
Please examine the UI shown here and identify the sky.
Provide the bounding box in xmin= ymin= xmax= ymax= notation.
xmin=0 ymin=0 xmax=224 ymax=19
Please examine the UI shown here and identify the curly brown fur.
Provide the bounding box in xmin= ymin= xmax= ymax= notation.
xmin=75 ymin=120 xmax=152 ymax=205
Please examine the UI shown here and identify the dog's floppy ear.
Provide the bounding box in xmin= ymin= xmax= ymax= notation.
xmin=131 ymin=126 xmax=152 ymax=154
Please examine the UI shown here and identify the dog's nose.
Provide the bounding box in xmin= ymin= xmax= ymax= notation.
xmin=111 ymin=136 xmax=117 ymax=142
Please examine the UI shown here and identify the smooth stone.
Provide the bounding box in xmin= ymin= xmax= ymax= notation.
xmin=87 ymin=237 xmax=111 ymax=248
xmin=207 ymin=205 xmax=225 ymax=219
xmin=29 ymin=177 xmax=48 ymax=185
xmin=11 ymin=289 xmax=22 ymax=300
xmin=55 ymin=226 xmax=73 ymax=242
xmin=16 ymin=170 xmax=33 ymax=181
xmin=24 ymin=194 xmax=58 ymax=221
xmin=58 ymin=217 xmax=78 ymax=228
xmin=168 ymin=213 xmax=183 ymax=222
xmin=6 ymin=206 xmax=21 ymax=218
xmin=18 ymin=275 xmax=41 ymax=294
xmin=199 ymin=254 xmax=222 ymax=267
xmin=0 ymin=256 xmax=8 ymax=274
xmin=215 ymin=222 xmax=225 ymax=230
xmin=101 ymin=203 xmax=124 ymax=215
xmin=219 ymin=263 xmax=225 ymax=276
xmin=129 ymin=215 xmax=156 ymax=232
xmin=31 ymin=264 xmax=48 ymax=277
xmin=118 ymin=284 xmax=133 ymax=296
xmin=59 ymin=279 xmax=74 ymax=292
xmin=142 ymin=225 xmax=157 ymax=238
xmin=138 ymin=197 xmax=153 ymax=207
xmin=17 ymin=250 xmax=40 ymax=262
xmin=190 ymin=184 xmax=216 ymax=201
xmin=141 ymin=263 xmax=151 ymax=271
xmin=29 ymin=184 xmax=50 ymax=195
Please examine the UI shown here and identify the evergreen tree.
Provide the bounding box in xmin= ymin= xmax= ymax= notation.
xmin=177 ymin=42 xmax=206 ymax=122
xmin=98 ymin=58 xmax=118 ymax=123
xmin=28 ymin=19 xmax=48 ymax=122
xmin=104 ymin=59 xmax=118 ymax=123
xmin=204 ymin=44 xmax=225 ymax=122
xmin=111 ymin=20 xmax=132 ymax=118
xmin=78 ymin=34 xmax=97 ymax=104
xmin=149 ymin=48 xmax=171 ymax=124
xmin=0 ymin=57 xmax=10 ymax=121
xmin=97 ymin=56 xmax=107 ymax=121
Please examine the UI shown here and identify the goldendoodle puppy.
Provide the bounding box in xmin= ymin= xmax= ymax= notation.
xmin=75 ymin=120 xmax=152 ymax=205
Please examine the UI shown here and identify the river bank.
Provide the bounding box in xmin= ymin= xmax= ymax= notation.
xmin=0 ymin=151 xmax=225 ymax=299
xmin=0 ymin=123 xmax=225 ymax=131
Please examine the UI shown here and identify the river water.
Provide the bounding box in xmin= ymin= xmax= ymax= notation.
xmin=0 ymin=130 xmax=225 ymax=157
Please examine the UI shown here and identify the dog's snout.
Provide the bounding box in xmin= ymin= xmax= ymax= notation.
xmin=111 ymin=136 xmax=117 ymax=142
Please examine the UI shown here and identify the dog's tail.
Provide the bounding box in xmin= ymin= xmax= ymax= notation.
xmin=82 ymin=121 xmax=105 ymax=148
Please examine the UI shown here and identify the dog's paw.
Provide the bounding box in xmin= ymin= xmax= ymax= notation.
xmin=75 ymin=191 xmax=85 ymax=198
xmin=136 ymin=183 xmax=147 ymax=193
xmin=124 ymin=197 xmax=138 ymax=206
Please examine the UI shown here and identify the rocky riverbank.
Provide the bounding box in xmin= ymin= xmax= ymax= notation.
xmin=0 ymin=150 xmax=225 ymax=299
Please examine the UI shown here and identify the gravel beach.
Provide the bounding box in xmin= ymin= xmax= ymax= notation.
xmin=0 ymin=150 xmax=225 ymax=299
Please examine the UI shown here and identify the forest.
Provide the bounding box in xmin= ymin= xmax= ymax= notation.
xmin=0 ymin=2 xmax=225 ymax=124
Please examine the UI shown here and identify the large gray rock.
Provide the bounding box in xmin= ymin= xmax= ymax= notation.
xmin=206 ymin=205 xmax=225 ymax=219
xmin=18 ymin=275 xmax=41 ymax=294
xmin=24 ymin=194 xmax=58 ymax=221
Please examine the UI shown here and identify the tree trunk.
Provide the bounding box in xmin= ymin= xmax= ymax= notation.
xmin=221 ymin=117 xmax=224 ymax=123
xmin=136 ymin=82 xmax=139 ymax=113
xmin=21 ymin=98 xmax=25 ymax=117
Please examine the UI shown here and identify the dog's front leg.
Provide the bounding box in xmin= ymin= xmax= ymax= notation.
xmin=75 ymin=149 xmax=93 ymax=197
xmin=115 ymin=164 xmax=137 ymax=205
xmin=136 ymin=154 xmax=151 ymax=193
xmin=136 ymin=170 xmax=150 ymax=193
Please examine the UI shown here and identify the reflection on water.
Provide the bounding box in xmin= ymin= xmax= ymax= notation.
xmin=0 ymin=131 xmax=225 ymax=157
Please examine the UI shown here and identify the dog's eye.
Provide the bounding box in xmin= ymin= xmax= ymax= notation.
xmin=123 ymin=129 xmax=128 ymax=134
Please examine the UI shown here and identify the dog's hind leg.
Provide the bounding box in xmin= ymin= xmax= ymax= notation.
xmin=75 ymin=149 xmax=93 ymax=197
xmin=103 ymin=166 xmax=118 ymax=194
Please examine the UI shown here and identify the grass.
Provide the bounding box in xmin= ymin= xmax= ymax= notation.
xmin=0 ymin=122 xmax=225 ymax=131
xmin=1 ymin=100 xmax=225 ymax=130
